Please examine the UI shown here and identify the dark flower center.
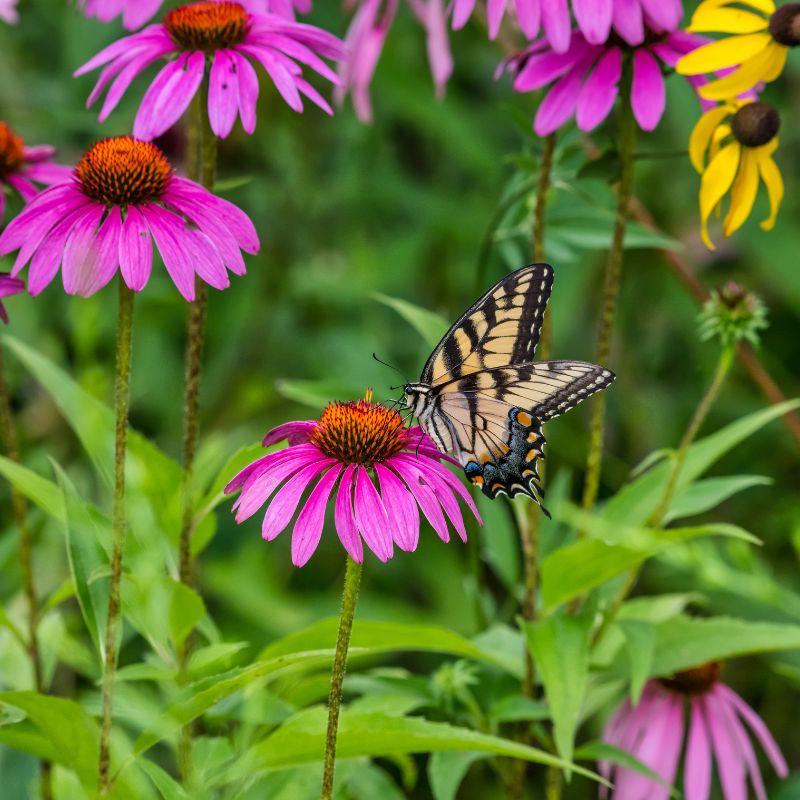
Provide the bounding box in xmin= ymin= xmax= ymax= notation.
xmin=310 ymin=390 xmax=410 ymax=468
xmin=659 ymin=662 xmax=721 ymax=695
xmin=769 ymin=3 xmax=800 ymax=46
xmin=165 ymin=2 xmax=249 ymax=51
xmin=731 ymin=102 xmax=780 ymax=148
xmin=0 ymin=122 xmax=25 ymax=180
xmin=75 ymin=137 xmax=173 ymax=207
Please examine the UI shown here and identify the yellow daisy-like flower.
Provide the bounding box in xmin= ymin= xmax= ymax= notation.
xmin=676 ymin=0 xmax=797 ymax=100
xmin=691 ymin=100 xmax=784 ymax=249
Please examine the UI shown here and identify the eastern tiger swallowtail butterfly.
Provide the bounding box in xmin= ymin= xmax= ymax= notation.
xmin=402 ymin=264 xmax=615 ymax=511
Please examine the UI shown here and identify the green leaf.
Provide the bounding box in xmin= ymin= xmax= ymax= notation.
xmin=488 ymin=695 xmax=550 ymax=723
xmin=428 ymin=751 xmax=483 ymax=800
xmin=575 ymin=741 xmax=677 ymax=796
xmin=0 ymin=456 xmax=64 ymax=521
xmin=666 ymin=475 xmax=771 ymax=522
xmin=372 ymin=293 xmax=448 ymax=349
xmin=229 ymin=708 xmax=606 ymax=784
xmin=541 ymin=523 xmax=758 ymax=611
xmin=650 ymin=616 xmax=800 ymax=677
xmin=168 ymin=581 xmax=206 ymax=649
xmin=605 ymin=400 xmax=800 ymax=527
xmin=617 ymin=620 xmax=656 ymax=705
xmin=195 ymin=441 xmax=266 ymax=524
xmin=260 ymin=618 xmax=512 ymax=672
xmin=525 ymin=611 xmax=593 ymax=765
xmin=53 ymin=463 xmax=109 ymax=659
xmin=139 ymin=758 xmax=189 ymax=800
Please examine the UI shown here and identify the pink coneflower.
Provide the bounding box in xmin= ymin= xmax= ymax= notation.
xmin=0 ymin=0 xmax=18 ymax=23
xmin=0 ymin=136 xmax=258 ymax=300
xmin=601 ymin=663 xmax=788 ymax=800
xmin=0 ymin=274 xmax=24 ymax=324
xmin=509 ymin=27 xmax=705 ymax=135
xmin=336 ymin=0 xmax=453 ymax=123
xmin=0 ymin=122 xmax=72 ymax=223
xmin=452 ymin=0 xmax=684 ymax=51
xmin=75 ymin=1 xmax=345 ymax=140
xmin=225 ymin=390 xmax=482 ymax=566
xmin=77 ymin=0 xmax=311 ymax=30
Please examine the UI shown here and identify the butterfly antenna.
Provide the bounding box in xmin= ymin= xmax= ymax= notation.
xmin=372 ymin=353 xmax=406 ymax=381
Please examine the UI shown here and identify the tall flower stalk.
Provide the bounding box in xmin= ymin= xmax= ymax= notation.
xmin=581 ymin=68 xmax=637 ymax=521
xmin=0 ymin=285 xmax=52 ymax=800
xmin=322 ymin=556 xmax=363 ymax=800
xmin=98 ymin=279 xmax=135 ymax=794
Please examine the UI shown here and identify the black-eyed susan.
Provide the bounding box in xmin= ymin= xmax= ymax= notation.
xmin=676 ymin=0 xmax=799 ymax=100
xmin=690 ymin=100 xmax=783 ymax=248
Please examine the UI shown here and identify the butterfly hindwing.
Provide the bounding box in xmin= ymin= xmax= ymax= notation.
xmin=421 ymin=264 xmax=553 ymax=386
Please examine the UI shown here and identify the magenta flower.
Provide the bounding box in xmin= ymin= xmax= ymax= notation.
xmin=337 ymin=0 xmax=453 ymax=123
xmin=225 ymin=390 xmax=482 ymax=566
xmin=0 ymin=136 xmax=258 ymax=300
xmin=510 ymin=28 xmax=705 ymax=135
xmin=0 ymin=0 xmax=18 ymax=24
xmin=0 ymin=274 xmax=25 ymax=324
xmin=75 ymin=1 xmax=345 ymax=140
xmin=601 ymin=663 xmax=788 ymax=800
xmin=0 ymin=122 xmax=72 ymax=223
xmin=77 ymin=0 xmax=311 ymax=30
xmin=452 ymin=0 xmax=684 ymax=52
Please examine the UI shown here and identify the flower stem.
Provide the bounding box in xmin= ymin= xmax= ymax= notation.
xmin=0 ymin=341 xmax=52 ymax=800
xmin=177 ymin=76 xmax=217 ymax=785
xmin=580 ymin=74 xmax=637 ymax=524
xmin=98 ymin=279 xmax=135 ymax=795
xmin=321 ymin=557 xmax=363 ymax=800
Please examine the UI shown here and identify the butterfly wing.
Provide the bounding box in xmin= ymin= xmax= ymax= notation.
xmin=431 ymin=361 xmax=615 ymax=505
xmin=420 ymin=264 xmax=553 ymax=386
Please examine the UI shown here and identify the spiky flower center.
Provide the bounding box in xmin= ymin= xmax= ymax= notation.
xmin=75 ymin=137 xmax=172 ymax=207
xmin=659 ymin=662 xmax=721 ymax=695
xmin=0 ymin=122 xmax=25 ymax=180
xmin=731 ymin=101 xmax=780 ymax=148
xmin=769 ymin=3 xmax=800 ymax=46
xmin=165 ymin=2 xmax=249 ymax=51
xmin=310 ymin=390 xmax=410 ymax=468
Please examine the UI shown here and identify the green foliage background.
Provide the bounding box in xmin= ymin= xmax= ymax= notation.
xmin=0 ymin=1 xmax=798 ymax=797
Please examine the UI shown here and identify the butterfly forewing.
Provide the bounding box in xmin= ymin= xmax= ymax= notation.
xmin=421 ymin=264 xmax=553 ymax=386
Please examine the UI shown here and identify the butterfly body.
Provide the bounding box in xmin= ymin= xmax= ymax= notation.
xmin=404 ymin=264 xmax=615 ymax=508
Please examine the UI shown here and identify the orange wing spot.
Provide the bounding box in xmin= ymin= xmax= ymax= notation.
xmin=480 ymin=453 xmax=493 ymax=464
xmin=516 ymin=411 xmax=533 ymax=427
xmin=471 ymin=475 xmax=484 ymax=486
xmin=525 ymin=450 xmax=537 ymax=463
xmin=522 ymin=469 xmax=534 ymax=478
xmin=491 ymin=483 xmax=504 ymax=493
xmin=527 ymin=432 xmax=538 ymax=443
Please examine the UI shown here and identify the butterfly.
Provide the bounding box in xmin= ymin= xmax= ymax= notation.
xmin=402 ymin=264 xmax=615 ymax=511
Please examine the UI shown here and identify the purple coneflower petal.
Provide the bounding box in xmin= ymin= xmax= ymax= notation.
xmin=291 ymin=465 xmax=342 ymax=566
xmin=141 ymin=205 xmax=196 ymax=301
xmin=391 ymin=458 xmax=450 ymax=543
xmin=184 ymin=229 xmax=230 ymax=291
xmin=573 ymin=0 xmax=612 ymax=45
xmin=451 ymin=0 xmax=475 ymax=30
xmin=262 ymin=458 xmax=332 ymax=541
xmin=262 ymin=420 xmax=316 ymax=447
xmin=229 ymin=443 xmax=320 ymax=497
xmin=22 ymin=145 xmax=55 ymax=162
xmin=514 ymin=36 xmax=588 ymax=92
xmin=576 ymin=46 xmax=621 ymax=131
xmin=535 ymin=69 xmax=584 ymax=136
xmin=119 ymin=206 xmax=152 ymax=292
xmin=705 ymin=691 xmax=747 ymax=800
xmin=514 ymin=0 xmax=540 ymax=39
xmin=239 ymin=45 xmax=304 ymax=112
xmin=716 ymin=690 xmax=768 ymax=800
xmin=232 ymin=52 xmax=260 ymax=134
xmin=210 ymin=50 xmax=245 ymax=137
xmin=0 ymin=185 xmax=80 ymax=257
xmin=26 ymin=205 xmax=91 ymax=295
xmin=685 ymin=698 xmax=713 ymax=800
xmin=83 ymin=206 xmax=123 ymax=296
xmin=631 ymin=48 xmax=665 ymax=131
xmin=410 ymin=453 xmax=481 ymax=520
xmin=334 ymin=464 xmax=364 ymax=563
xmin=61 ymin=205 xmax=105 ymax=296
xmin=23 ymin=163 xmax=73 ymax=184
xmin=375 ymin=463 xmax=420 ymax=552
xmin=6 ymin=175 xmax=38 ymax=202
xmin=353 ymin=466 xmax=393 ymax=561
xmin=422 ymin=0 xmax=453 ymax=97
xmin=541 ymin=0 xmax=571 ymax=54
xmin=486 ymin=0 xmax=508 ymax=40
xmin=98 ymin=49 xmax=173 ymax=122
xmin=639 ymin=0 xmax=683 ymax=32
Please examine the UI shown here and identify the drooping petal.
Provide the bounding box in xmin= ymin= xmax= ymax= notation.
xmin=451 ymin=0 xmax=476 ymax=29
xmin=119 ymin=206 xmax=153 ymax=292
xmin=699 ymin=44 xmax=785 ymax=100
xmin=705 ymin=690 xmax=748 ymax=800
xmin=26 ymin=205 xmax=91 ymax=295
xmin=534 ymin=69 xmax=583 ymax=136
xmin=232 ymin=52 xmax=260 ymax=134
xmin=375 ymin=463 xmax=419 ymax=552
xmin=333 ymin=464 xmax=364 ymax=562
xmin=685 ymin=698 xmax=713 ymax=800
xmin=261 ymin=458 xmax=331 ymax=541
xmin=486 ymin=0 xmax=508 ymax=40
xmin=576 ymin=47 xmax=621 ymax=131
xmin=291 ymin=464 xmax=342 ymax=566
xmin=689 ymin=104 xmax=732 ymax=172
xmin=209 ymin=50 xmax=241 ymax=138
xmin=141 ymin=204 xmax=196 ymax=300
xmin=756 ymin=141 xmax=784 ymax=231
xmin=514 ymin=0 xmax=540 ymax=38
xmin=540 ymin=0 xmax=571 ymax=53
xmin=390 ymin=458 xmax=450 ymax=542
xmin=262 ymin=420 xmax=317 ymax=447
xmin=639 ymin=0 xmax=683 ymax=31
xmin=700 ymin=142 xmax=741 ymax=248
xmin=353 ymin=466 xmax=393 ymax=561
xmin=688 ymin=5 xmax=769 ymax=34
xmin=723 ymin=147 xmax=759 ymax=236
xmin=422 ymin=0 xmax=453 ymax=97
xmin=676 ymin=33 xmax=771 ymax=75
xmin=631 ymin=48 xmax=666 ymax=131
xmin=572 ymin=0 xmax=612 ymax=45
xmin=60 ymin=205 xmax=105 ymax=296
xmin=81 ymin=205 xmax=122 ymax=296
xmin=612 ymin=0 xmax=644 ymax=45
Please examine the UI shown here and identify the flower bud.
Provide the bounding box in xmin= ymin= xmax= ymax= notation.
xmin=698 ymin=282 xmax=768 ymax=348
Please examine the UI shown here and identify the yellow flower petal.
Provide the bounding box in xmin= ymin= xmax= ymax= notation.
xmin=756 ymin=143 xmax=784 ymax=230
xmin=688 ymin=7 xmax=768 ymax=34
xmin=700 ymin=142 xmax=741 ymax=249
xmin=698 ymin=43 xmax=786 ymax=99
xmin=676 ymin=33 xmax=772 ymax=75
xmin=693 ymin=0 xmax=774 ymax=14
xmin=689 ymin=105 xmax=732 ymax=172
xmin=723 ymin=148 xmax=759 ymax=236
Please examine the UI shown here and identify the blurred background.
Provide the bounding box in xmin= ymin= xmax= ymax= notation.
xmin=0 ymin=1 xmax=798 ymax=796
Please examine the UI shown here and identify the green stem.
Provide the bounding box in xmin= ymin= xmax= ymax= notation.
xmin=177 ymin=76 xmax=216 ymax=786
xmin=98 ymin=279 xmax=135 ymax=795
xmin=580 ymin=73 xmax=637 ymax=525
xmin=321 ymin=557 xmax=363 ymax=800
xmin=0 ymin=342 xmax=52 ymax=800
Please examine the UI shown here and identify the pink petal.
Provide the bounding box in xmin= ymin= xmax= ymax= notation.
xmin=375 ymin=463 xmax=419 ymax=552
xmin=209 ymin=50 xmax=243 ymax=137
xmin=705 ymin=692 xmax=747 ymax=800
xmin=534 ymin=68 xmax=583 ymax=136
xmin=514 ymin=36 xmax=591 ymax=92
xmin=262 ymin=420 xmax=316 ymax=447
xmin=141 ymin=204 xmax=196 ymax=301
xmin=514 ymin=0 xmax=540 ymax=38
xmin=184 ymin=228 xmax=230 ymax=291
xmin=291 ymin=464 xmax=342 ymax=566
xmin=26 ymin=205 xmax=91 ymax=295
xmin=353 ymin=466 xmax=393 ymax=561
xmin=573 ymin=0 xmax=612 ymax=45
xmin=685 ymin=698 xmax=713 ymax=800
xmin=334 ymin=464 xmax=364 ymax=563
xmin=576 ymin=46 xmax=621 ymax=131
xmin=60 ymin=205 xmax=105 ymax=296
xmin=422 ymin=0 xmax=453 ymax=97
xmin=7 ymin=175 xmax=38 ymax=202
xmin=237 ymin=45 xmax=303 ymax=112
xmin=390 ymin=459 xmax=450 ymax=543
xmin=226 ymin=442 xmax=320 ymax=495
xmin=612 ymin=0 xmax=644 ymax=45
xmin=261 ymin=459 xmax=330 ymax=541
xmin=540 ymin=0 xmax=571 ymax=53
xmin=631 ymin=48 xmax=665 ymax=131
xmin=119 ymin=206 xmax=152 ymax=292
xmin=232 ymin=52 xmax=260 ymax=134
xmin=98 ymin=47 xmax=173 ymax=122
xmin=451 ymin=0 xmax=475 ymax=30
xmin=638 ymin=0 xmax=683 ymax=32
xmin=486 ymin=0 xmax=508 ymax=40
xmin=83 ymin=206 xmax=122 ymax=296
